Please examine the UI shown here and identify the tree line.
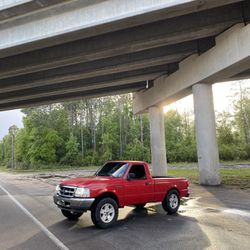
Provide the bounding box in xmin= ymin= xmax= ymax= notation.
xmin=0 ymin=85 xmax=249 ymax=169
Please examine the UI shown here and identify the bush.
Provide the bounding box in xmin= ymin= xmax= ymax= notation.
xmin=219 ymin=144 xmax=247 ymax=161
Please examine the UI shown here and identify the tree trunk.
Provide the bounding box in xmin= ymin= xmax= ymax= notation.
xmin=80 ymin=109 xmax=84 ymax=159
xmin=140 ymin=114 xmax=144 ymax=161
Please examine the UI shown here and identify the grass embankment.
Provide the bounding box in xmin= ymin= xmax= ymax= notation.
xmin=169 ymin=168 xmax=250 ymax=189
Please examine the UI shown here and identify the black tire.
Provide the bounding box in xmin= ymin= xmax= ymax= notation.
xmin=61 ymin=209 xmax=83 ymax=220
xmin=135 ymin=203 xmax=146 ymax=209
xmin=162 ymin=189 xmax=180 ymax=214
xmin=91 ymin=197 xmax=118 ymax=229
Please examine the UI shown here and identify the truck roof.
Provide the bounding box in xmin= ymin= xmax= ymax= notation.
xmin=105 ymin=160 xmax=148 ymax=164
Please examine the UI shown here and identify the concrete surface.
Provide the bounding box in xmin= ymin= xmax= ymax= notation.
xmin=0 ymin=171 xmax=249 ymax=250
xmin=1 ymin=1 xmax=250 ymax=111
xmin=193 ymin=83 xmax=220 ymax=185
xmin=133 ymin=23 xmax=250 ymax=113
xmin=149 ymin=106 xmax=168 ymax=176
xmin=1 ymin=0 xmax=241 ymax=53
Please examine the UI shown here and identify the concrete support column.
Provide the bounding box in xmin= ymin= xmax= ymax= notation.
xmin=149 ymin=106 xmax=167 ymax=176
xmin=192 ymin=83 xmax=220 ymax=185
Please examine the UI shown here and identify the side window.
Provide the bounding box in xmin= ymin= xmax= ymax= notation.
xmin=128 ymin=165 xmax=146 ymax=180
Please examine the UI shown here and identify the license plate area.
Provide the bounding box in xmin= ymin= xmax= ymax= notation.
xmin=57 ymin=198 xmax=70 ymax=208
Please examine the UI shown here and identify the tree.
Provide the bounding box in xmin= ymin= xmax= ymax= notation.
xmin=8 ymin=125 xmax=19 ymax=168
xmin=2 ymin=88 xmax=249 ymax=169
xmin=165 ymin=110 xmax=196 ymax=162
xmin=233 ymin=83 xmax=250 ymax=158
xmin=62 ymin=135 xmax=80 ymax=166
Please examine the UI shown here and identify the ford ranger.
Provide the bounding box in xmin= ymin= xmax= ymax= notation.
xmin=53 ymin=161 xmax=189 ymax=228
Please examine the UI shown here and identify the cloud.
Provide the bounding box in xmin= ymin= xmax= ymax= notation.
xmin=0 ymin=109 xmax=24 ymax=139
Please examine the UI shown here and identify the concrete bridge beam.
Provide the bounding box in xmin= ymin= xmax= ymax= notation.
xmin=0 ymin=0 xmax=242 ymax=57
xmin=192 ymin=83 xmax=220 ymax=185
xmin=149 ymin=106 xmax=168 ymax=176
xmin=133 ymin=23 xmax=250 ymax=114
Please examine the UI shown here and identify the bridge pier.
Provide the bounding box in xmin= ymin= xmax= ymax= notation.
xmin=192 ymin=83 xmax=220 ymax=185
xmin=149 ymin=106 xmax=168 ymax=176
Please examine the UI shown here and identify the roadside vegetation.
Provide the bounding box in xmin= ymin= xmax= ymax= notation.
xmin=1 ymin=164 xmax=249 ymax=189
xmin=0 ymin=83 xmax=249 ymax=188
xmin=168 ymin=168 xmax=250 ymax=189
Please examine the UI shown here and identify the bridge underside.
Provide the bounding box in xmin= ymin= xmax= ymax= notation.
xmin=0 ymin=0 xmax=250 ymax=111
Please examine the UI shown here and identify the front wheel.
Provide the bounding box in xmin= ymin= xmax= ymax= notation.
xmin=61 ymin=209 xmax=83 ymax=220
xmin=91 ymin=198 xmax=118 ymax=229
xmin=162 ymin=190 xmax=180 ymax=214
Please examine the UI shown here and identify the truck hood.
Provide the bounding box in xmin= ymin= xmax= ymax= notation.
xmin=60 ymin=176 xmax=115 ymax=187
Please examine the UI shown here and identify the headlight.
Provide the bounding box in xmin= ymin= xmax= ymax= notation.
xmin=75 ymin=187 xmax=90 ymax=198
xmin=56 ymin=185 xmax=60 ymax=192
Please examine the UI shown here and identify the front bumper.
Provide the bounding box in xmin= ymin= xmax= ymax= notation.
xmin=53 ymin=194 xmax=95 ymax=212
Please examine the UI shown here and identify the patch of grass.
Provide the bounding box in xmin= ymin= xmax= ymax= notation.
xmin=0 ymin=165 xmax=98 ymax=174
xmin=0 ymin=166 xmax=9 ymax=172
xmin=168 ymin=168 xmax=250 ymax=189
xmin=168 ymin=169 xmax=200 ymax=184
xmin=220 ymin=168 xmax=250 ymax=189
xmin=168 ymin=162 xmax=198 ymax=168
xmin=220 ymin=160 xmax=250 ymax=165
xmin=168 ymin=160 xmax=250 ymax=168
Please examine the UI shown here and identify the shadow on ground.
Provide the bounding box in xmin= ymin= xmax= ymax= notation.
xmin=8 ymin=204 xmax=211 ymax=250
xmin=195 ymin=185 xmax=250 ymax=211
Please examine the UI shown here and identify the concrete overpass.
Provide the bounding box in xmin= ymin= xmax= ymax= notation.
xmin=0 ymin=0 xmax=250 ymax=185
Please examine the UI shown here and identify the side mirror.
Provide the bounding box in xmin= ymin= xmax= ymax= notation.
xmin=127 ymin=172 xmax=136 ymax=180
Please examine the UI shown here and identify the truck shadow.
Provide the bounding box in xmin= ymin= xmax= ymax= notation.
xmin=8 ymin=204 xmax=212 ymax=250
xmin=200 ymin=185 xmax=250 ymax=211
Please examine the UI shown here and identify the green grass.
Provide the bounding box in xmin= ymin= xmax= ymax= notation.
xmin=168 ymin=160 xmax=250 ymax=168
xmin=168 ymin=168 xmax=250 ymax=189
xmin=0 ymin=166 xmax=9 ymax=173
xmin=0 ymin=165 xmax=97 ymax=174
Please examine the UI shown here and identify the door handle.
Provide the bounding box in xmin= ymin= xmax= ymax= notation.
xmin=145 ymin=182 xmax=151 ymax=186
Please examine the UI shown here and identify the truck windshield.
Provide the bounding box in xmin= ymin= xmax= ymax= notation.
xmin=96 ymin=162 xmax=128 ymax=178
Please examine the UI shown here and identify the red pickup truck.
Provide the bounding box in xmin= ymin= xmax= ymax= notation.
xmin=54 ymin=161 xmax=189 ymax=228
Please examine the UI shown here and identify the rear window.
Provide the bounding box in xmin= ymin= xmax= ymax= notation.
xmin=128 ymin=164 xmax=146 ymax=180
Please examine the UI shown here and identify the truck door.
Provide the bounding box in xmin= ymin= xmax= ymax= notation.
xmin=124 ymin=164 xmax=154 ymax=205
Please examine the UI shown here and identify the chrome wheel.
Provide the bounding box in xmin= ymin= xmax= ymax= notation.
xmin=100 ymin=203 xmax=115 ymax=223
xmin=169 ymin=193 xmax=179 ymax=209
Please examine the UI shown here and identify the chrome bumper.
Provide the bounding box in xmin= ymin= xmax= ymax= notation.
xmin=53 ymin=194 xmax=95 ymax=212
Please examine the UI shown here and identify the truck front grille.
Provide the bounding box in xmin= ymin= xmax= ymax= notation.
xmin=59 ymin=185 xmax=76 ymax=198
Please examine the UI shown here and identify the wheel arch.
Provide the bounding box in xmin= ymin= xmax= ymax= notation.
xmin=165 ymin=187 xmax=180 ymax=198
xmin=92 ymin=192 xmax=120 ymax=208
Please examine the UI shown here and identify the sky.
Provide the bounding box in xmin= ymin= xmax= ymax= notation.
xmin=163 ymin=79 xmax=250 ymax=114
xmin=0 ymin=79 xmax=250 ymax=140
xmin=0 ymin=109 xmax=24 ymax=139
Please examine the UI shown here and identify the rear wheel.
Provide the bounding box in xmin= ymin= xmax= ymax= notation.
xmin=162 ymin=190 xmax=180 ymax=214
xmin=91 ymin=197 xmax=118 ymax=229
xmin=61 ymin=209 xmax=83 ymax=220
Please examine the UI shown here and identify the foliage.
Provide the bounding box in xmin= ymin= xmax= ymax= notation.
xmin=165 ymin=111 xmax=197 ymax=162
xmin=61 ymin=134 xmax=80 ymax=166
xmin=233 ymin=84 xmax=250 ymax=158
xmin=0 ymin=84 xmax=250 ymax=169
xmin=216 ymin=84 xmax=250 ymax=161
